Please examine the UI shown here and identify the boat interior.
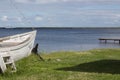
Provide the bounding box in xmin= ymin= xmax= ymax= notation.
xmin=0 ymin=34 xmax=30 ymax=47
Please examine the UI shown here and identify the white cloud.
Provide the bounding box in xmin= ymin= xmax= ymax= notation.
xmin=64 ymin=9 xmax=120 ymax=25
xmin=15 ymin=0 xmax=120 ymax=4
xmin=1 ymin=16 xmax=23 ymax=22
xmin=35 ymin=16 xmax=43 ymax=21
xmin=35 ymin=0 xmax=58 ymax=4
xmin=17 ymin=17 xmax=22 ymax=22
xmin=1 ymin=16 xmax=8 ymax=21
xmin=15 ymin=0 xmax=30 ymax=4
xmin=113 ymin=19 xmax=119 ymax=23
xmin=116 ymin=14 xmax=120 ymax=17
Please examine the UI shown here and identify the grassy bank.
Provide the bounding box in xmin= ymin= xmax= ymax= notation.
xmin=0 ymin=49 xmax=120 ymax=80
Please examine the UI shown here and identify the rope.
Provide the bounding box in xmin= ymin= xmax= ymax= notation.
xmin=9 ymin=0 xmax=35 ymax=30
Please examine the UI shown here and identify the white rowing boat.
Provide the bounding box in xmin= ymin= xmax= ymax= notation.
xmin=0 ymin=30 xmax=37 ymax=72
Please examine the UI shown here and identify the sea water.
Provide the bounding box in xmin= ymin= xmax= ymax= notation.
xmin=0 ymin=28 xmax=120 ymax=52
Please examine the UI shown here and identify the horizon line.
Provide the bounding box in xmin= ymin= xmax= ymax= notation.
xmin=0 ymin=27 xmax=120 ymax=29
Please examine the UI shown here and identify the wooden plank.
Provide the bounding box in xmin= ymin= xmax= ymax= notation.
xmin=99 ymin=38 xmax=120 ymax=41
xmin=99 ymin=38 xmax=120 ymax=44
xmin=0 ymin=55 xmax=7 ymax=73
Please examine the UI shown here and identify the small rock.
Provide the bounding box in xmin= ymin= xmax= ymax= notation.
xmin=56 ymin=59 xmax=61 ymax=62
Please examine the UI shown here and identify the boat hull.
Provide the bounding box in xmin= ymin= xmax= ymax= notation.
xmin=0 ymin=30 xmax=36 ymax=61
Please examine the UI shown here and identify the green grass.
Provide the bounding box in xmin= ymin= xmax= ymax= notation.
xmin=0 ymin=49 xmax=120 ymax=80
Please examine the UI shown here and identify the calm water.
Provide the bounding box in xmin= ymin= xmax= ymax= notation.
xmin=0 ymin=28 xmax=120 ymax=52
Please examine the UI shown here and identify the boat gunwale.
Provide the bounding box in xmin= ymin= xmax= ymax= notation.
xmin=0 ymin=30 xmax=36 ymax=42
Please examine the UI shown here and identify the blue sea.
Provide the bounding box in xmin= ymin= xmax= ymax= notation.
xmin=0 ymin=28 xmax=120 ymax=53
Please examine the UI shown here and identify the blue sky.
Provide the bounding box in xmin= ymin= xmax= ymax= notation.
xmin=0 ymin=0 xmax=120 ymax=27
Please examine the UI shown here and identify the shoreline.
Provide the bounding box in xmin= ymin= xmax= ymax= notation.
xmin=39 ymin=48 xmax=120 ymax=54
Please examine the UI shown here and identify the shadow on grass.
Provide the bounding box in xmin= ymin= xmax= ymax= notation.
xmin=56 ymin=59 xmax=120 ymax=74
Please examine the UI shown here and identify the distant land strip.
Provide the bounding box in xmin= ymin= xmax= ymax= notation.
xmin=0 ymin=27 xmax=120 ymax=29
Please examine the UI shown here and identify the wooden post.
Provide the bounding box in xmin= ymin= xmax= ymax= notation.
xmin=99 ymin=38 xmax=120 ymax=44
xmin=32 ymin=43 xmax=38 ymax=54
xmin=105 ymin=40 xmax=107 ymax=43
xmin=32 ymin=43 xmax=44 ymax=61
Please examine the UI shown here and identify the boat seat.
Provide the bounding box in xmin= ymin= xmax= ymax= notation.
xmin=0 ymin=42 xmax=20 ymax=47
xmin=0 ymin=35 xmax=30 ymax=48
